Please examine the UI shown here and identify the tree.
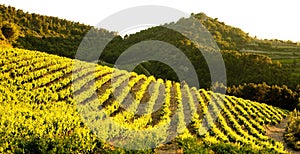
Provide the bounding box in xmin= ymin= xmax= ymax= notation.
xmin=227 ymin=83 xmax=299 ymax=110
xmin=0 ymin=21 xmax=20 ymax=43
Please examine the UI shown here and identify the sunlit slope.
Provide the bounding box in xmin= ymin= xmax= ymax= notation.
xmin=0 ymin=47 xmax=289 ymax=153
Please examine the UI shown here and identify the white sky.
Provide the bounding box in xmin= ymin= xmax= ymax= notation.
xmin=1 ymin=0 xmax=300 ymax=41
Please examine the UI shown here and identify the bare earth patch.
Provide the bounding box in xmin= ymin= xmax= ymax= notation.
xmin=154 ymin=142 xmax=183 ymax=154
xmin=265 ymin=118 xmax=300 ymax=154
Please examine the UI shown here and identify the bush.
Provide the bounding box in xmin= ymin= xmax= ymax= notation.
xmin=227 ymin=83 xmax=299 ymax=110
xmin=0 ymin=21 xmax=20 ymax=43
xmin=284 ymin=110 xmax=300 ymax=150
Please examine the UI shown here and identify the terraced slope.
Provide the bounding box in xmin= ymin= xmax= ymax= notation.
xmin=0 ymin=47 xmax=289 ymax=153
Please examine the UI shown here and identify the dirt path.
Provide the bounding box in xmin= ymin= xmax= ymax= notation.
xmin=265 ymin=118 xmax=300 ymax=154
xmin=154 ymin=142 xmax=183 ymax=154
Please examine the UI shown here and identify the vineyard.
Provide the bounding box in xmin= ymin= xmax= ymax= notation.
xmin=0 ymin=47 xmax=290 ymax=153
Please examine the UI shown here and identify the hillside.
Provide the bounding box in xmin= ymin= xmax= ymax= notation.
xmin=0 ymin=47 xmax=290 ymax=153
xmin=194 ymin=13 xmax=300 ymax=79
xmin=0 ymin=4 xmax=296 ymax=88
xmin=0 ymin=4 xmax=116 ymax=57
xmin=99 ymin=21 xmax=292 ymax=88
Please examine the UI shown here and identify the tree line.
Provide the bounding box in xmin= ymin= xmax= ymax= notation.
xmin=0 ymin=4 xmax=298 ymax=95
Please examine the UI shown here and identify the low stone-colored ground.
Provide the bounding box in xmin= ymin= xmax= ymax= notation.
xmin=154 ymin=142 xmax=183 ymax=154
xmin=265 ymin=118 xmax=300 ymax=154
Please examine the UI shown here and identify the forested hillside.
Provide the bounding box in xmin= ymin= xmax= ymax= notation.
xmin=193 ymin=13 xmax=300 ymax=79
xmin=0 ymin=4 xmax=116 ymax=57
xmin=99 ymin=23 xmax=292 ymax=88
xmin=0 ymin=4 xmax=297 ymax=88
xmin=194 ymin=13 xmax=253 ymax=50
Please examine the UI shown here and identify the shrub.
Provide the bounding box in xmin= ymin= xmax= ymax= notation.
xmin=227 ymin=83 xmax=299 ymax=110
xmin=0 ymin=21 xmax=20 ymax=43
xmin=284 ymin=110 xmax=300 ymax=150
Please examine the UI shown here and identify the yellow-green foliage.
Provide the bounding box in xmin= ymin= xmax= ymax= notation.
xmin=0 ymin=47 xmax=290 ymax=153
xmin=285 ymin=109 xmax=300 ymax=150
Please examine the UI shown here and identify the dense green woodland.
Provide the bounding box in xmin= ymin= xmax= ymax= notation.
xmin=0 ymin=4 xmax=299 ymax=109
xmin=0 ymin=4 xmax=115 ymax=57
